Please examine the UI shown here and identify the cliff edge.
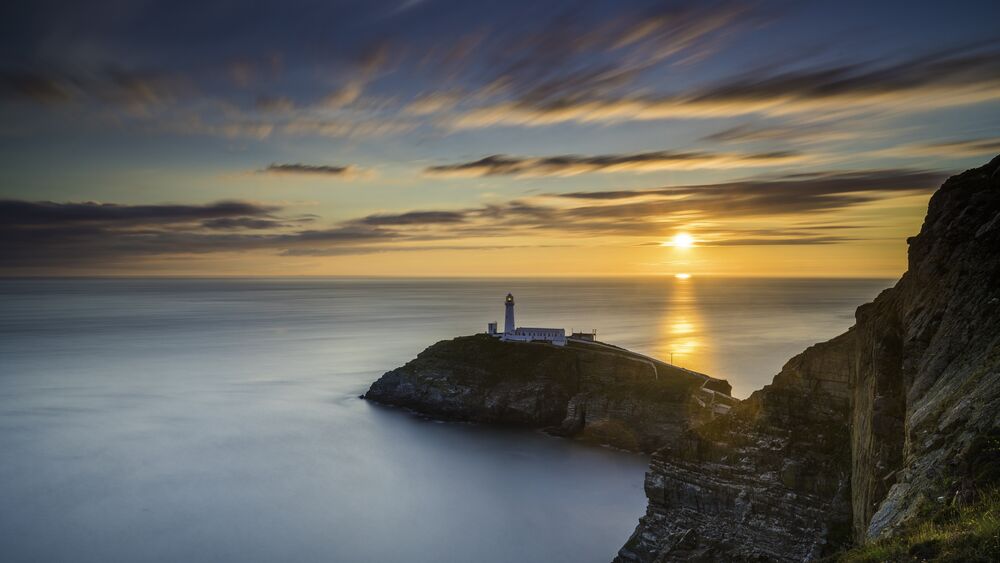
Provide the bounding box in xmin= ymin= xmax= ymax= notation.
xmin=365 ymin=335 xmax=735 ymax=453
xmin=616 ymin=155 xmax=1000 ymax=561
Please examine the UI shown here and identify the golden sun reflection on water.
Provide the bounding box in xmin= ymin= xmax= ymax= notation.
xmin=656 ymin=277 xmax=714 ymax=375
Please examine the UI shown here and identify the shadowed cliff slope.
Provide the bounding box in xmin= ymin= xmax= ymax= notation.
xmin=365 ymin=335 xmax=734 ymax=453
xmin=615 ymin=155 xmax=1000 ymax=562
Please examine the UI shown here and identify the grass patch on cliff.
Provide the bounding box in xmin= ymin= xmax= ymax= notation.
xmin=836 ymin=488 xmax=1000 ymax=562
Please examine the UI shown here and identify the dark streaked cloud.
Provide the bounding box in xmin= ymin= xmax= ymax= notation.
xmin=0 ymin=199 xmax=279 ymax=226
xmin=358 ymin=211 xmax=466 ymax=226
xmin=0 ymin=199 xmax=394 ymax=269
xmin=201 ymin=217 xmax=294 ymax=230
xmin=281 ymin=243 xmax=569 ymax=257
xmin=262 ymin=163 xmax=359 ymax=176
xmin=425 ymin=149 xmax=806 ymax=177
xmin=556 ymin=169 xmax=945 ymax=201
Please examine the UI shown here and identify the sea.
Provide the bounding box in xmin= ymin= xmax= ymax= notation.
xmin=0 ymin=277 xmax=891 ymax=563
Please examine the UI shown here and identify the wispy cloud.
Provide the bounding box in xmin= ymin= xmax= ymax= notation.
xmin=876 ymin=137 xmax=1000 ymax=158
xmin=255 ymin=96 xmax=296 ymax=113
xmin=281 ymin=117 xmax=417 ymax=139
xmin=0 ymin=68 xmax=193 ymax=114
xmin=425 ymin=150 xmax=807 ymax=177
xmin=482 ymin=2 xmax=750 ymax=103
xmin=319 ymin=81 xmax=365 ymax=109
xmin=447 ymin=44 xmax=1000 ymax=129
xmin=701 ymin=122 xmax=866 ymax=144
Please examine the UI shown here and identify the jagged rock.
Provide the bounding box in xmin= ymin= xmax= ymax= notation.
xmin=615 ymin=155 xmax=1000 ymax=561
xmin=365 ymin=335 xmax=734 ymax=453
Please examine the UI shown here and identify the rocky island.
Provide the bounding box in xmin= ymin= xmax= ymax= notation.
xmin=365 ymin=155 xmax=1000 ymax=562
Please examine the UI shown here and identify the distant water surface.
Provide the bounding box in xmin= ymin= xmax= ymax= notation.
xmin=0 ymin=277 xmax=889 ymax=562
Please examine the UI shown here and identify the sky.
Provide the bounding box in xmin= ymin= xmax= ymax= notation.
xmin=1 ymin=0 xmax=999 ymax=277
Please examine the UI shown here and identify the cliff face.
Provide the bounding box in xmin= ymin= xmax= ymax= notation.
xmin=854 ymin=155 xmax=1000 ymax=539
xmin=365 ymin=335 xmax=735 ymax=453
xmin=616 ymin=156 xmax=1000 ymax=561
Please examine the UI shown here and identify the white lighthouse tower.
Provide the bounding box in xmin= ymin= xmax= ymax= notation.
xmin=504 ymin=293 xmax=515 ymax=334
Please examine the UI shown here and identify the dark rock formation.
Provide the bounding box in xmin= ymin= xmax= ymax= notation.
xmin=616 ymin=332 xmax=856 ymax=562
xmin=615 ymin=155 xmax=1000 ymax=562
xmin=365 ymin=335 xmax=735 ymax=453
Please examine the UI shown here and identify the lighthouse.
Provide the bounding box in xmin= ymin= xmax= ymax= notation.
xmin=485 ymin=293 xmax=570 ymax=346
xmin=504 ymin=293 xmax=515 ymax=334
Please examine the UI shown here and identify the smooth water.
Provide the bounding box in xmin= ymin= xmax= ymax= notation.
xmin=0 ymin=277 xmax=890 ymax=562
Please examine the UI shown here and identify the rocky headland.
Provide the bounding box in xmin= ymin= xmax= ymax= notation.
xmin=365 ymin=335 xmax=736 ymax=453
xmin=365 ymin=155 xmax=1000 ymax=561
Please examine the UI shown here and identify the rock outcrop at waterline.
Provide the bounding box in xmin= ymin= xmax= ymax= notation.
xmin=365 ymin=335 xmax=735 ymax=453
xmin=616 ymin=155 xmax=1000 ymax=562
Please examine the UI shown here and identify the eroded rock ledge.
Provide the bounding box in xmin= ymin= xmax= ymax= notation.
xmin=365 ymin=335 xmax=735 ymax=453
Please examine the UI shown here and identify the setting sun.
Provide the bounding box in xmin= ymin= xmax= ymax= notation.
xmin=671 ymin=233 xmax=695 ymax=249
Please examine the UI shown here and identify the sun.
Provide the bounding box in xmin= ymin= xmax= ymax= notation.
xmin=671 ymin=232 xmax=695 ymax=249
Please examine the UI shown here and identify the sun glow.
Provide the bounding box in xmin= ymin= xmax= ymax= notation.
xmin=669 ymin=232 xmax=694 ymax=248
xmin=675 ymin=273 xmax=691 ymax=280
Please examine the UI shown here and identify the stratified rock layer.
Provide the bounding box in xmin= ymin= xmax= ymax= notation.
xmin=616 ymin=155 xmax=1000 ymax=562
xmin=365 ymin=335 xmax=735 ymax=453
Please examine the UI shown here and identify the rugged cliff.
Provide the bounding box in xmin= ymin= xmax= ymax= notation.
xmin=365 ymin=335 xmax=735 ymax=453
xmin=616 ymin=156 xmax=1000 ymax=562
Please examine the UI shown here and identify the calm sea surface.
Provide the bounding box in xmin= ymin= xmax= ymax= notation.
xmin=0 ymin=277 xmax=890 ymax=562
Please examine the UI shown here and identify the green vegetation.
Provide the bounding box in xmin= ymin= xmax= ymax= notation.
xmin=836 ymin=489 xmax=1000 ymax=562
